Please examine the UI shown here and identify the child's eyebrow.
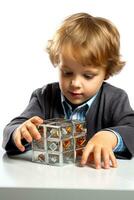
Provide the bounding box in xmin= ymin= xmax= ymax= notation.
xmin=60 ymin=65 xmax=70 ymax=69
xmin=83 ymin=69 xmax=99 ymax=74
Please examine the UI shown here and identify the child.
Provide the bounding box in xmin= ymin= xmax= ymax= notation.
xmin=2 ymin=12 xmax=134 ymax=169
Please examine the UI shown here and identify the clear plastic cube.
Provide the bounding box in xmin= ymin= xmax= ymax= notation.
xmin=32 ymin=118 xmax=87 ymax=166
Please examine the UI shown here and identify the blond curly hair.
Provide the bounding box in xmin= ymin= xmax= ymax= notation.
xmin=47 ymin=13 xmax=125 ymax=78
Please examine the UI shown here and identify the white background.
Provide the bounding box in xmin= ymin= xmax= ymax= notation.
xmin=0 ymin=0 xmax=134 ymax=143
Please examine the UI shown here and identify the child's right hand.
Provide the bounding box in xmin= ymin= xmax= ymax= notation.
xmin=12 ymin=116 xmax=44 ymax=152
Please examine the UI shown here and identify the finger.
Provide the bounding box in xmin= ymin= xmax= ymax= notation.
xmin=80 ymin=142 xmax=93 ymax=166
xmin=87 ymin=152 xmax=94 ymax=163
xmin=93 ymin=146 xmax=101 ymax=169
xmin=20 ymin=126 xmax=33 ymax=142
xmin=30 ymin=116 xmax=44 ymax=125
xmin=26 ymin=121 xmax=41 ymax=140
xmin=13 ymin=130 xmax=25 ymax=152
xmin=109 ymin=152 xmax=118 ymax=168
xmin=101 ymin=148 xmax=110 ymax=169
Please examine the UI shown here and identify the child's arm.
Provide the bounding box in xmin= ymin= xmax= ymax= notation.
xmin=12 ymin=116 xmax=43 ymax=152
xmin=81 ymin=130 xmax=118 ymax=169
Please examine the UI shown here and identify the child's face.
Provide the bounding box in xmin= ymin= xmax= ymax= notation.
xmin=58 ymin=53 xmax=106 ymax=105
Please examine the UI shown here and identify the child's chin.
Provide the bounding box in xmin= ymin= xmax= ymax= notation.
xmin=69 ymin=99 xmax=84 ymax=106
xmin=65 ymin=96 xmax=85 ymax=106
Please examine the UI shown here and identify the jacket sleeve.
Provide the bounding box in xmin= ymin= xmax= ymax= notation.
xmin=104 ymin=90 xmax=134 ymax=159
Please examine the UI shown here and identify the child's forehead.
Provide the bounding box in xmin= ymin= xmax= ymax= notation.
xmin=59 ymin=52 xmax=100 ymax=73
xmin=59 ymin=42 xmax=95 ymax=67
xmin=60 ymin=42 xmax=87 ymax=63
xmin=59 ymin=41 xmax=108 ymax=70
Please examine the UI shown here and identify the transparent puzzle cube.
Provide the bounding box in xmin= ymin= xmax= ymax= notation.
xmin=32 ymin=118 xmax=87 ymax=166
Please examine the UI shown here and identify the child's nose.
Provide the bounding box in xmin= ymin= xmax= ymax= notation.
xmin=70 ymin=78 xmax=81 ymax=88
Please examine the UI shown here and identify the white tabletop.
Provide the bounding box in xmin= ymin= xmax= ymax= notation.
xmin=0 ymin=146 xmax=134 ymax=200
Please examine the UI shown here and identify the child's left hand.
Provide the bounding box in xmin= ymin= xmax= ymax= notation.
xmin=81 ymin=131 xmax=118 ymax=169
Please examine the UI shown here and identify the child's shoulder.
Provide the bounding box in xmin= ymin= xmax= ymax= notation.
xmin=41 ymin=82 xmax=59 ymax=92
xmin=32 ymin=82 xmax=60 ymax=96
xmin=102 ymin=82 xmax=127 ymax=97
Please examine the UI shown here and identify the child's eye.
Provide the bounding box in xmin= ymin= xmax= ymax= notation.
xmin=63 ymin=71 xmax=73 ymax=76
xmin=83 ymin=74 xmax=94 ymax=79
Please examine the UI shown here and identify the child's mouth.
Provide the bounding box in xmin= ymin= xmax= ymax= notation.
xmin=69 ymin=91 xmax=83 ymax=98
